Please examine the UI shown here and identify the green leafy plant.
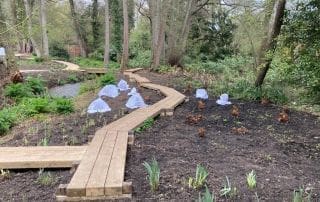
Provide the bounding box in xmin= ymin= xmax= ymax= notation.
xmin=99 ymin=72 xmax=116 ymax=87
xmin=135 ymin=118 xmax=154 ymax=133
xmin=219 ymin=176 xmax=237 ymax=198
xmin=4 ymin=83 xmax=33 ymax=100
xmin=38 ymin=136 xmax=49 ymax=146
xmin=188 ymin=165 xmax=209 ymax=189
xmin=246 ymin=170 xmax=257 ymax=189
xmin=26 ymin=77 xmax=46 ymax=95
xmin=22 ymin=97 xmax=51 ymax=115
xmin=66 ymin=74 xmax=79 ymax=83
xmin=199 ymin=185 xmax=215 ymax=202
xmin=34 ymin=57 xmax=45 ymax=63
xmin=52 ymin=98 xmax=74 ymax=114
xmin=143 ymin=158 xmax=160 ymax=192
xmin=0 ymin=109 xmax=17 ymax=135
xmin=37 ymin=168 xmax=55 ymax=185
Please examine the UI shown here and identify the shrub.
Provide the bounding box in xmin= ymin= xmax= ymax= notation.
xmin=26 ymin=77 xmax=46 ymax=95
xmin=128 ymin=50 xmax=151 ymax=68
xmin=143 ymin=158 xmax=160 ymax=192
xmin=0 ymin=109 xmax=17 ymax=135
xmin=4 ymin=83 xmax=33 ymax=100
xmin=52 ymin=98 xmax=74 ymax=114
xmin=99 ymin=72 xmax=116 ymax=87
xmin=74 ymin=57 xmax=104 ymax=68
xmin=22 ymin=97 xmax=51 ymax=115
xmin=135 ymin=118 xmax=154 ymax=133
xmin=34 ymin=57 xmax=45 ymax=63
xmin=49 ymin=43 xmax=70 ymax=60
xmin=66 ymin=74 xmax=79 ymax=83
xmin=188 ymin=165 xmax=209 ymax=189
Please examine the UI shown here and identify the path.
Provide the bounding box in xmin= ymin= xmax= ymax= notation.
xmin=0 ymin=68 xmax=186 ymax=201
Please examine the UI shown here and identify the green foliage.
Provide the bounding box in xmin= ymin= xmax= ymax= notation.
xmin=66 ymin=74 xmax=79 ymax=83
xmin=281 ymin=0 xmax=320 ymax=100
xmin=49 ymin=43 xmax=70 ymax=60
xmin=143 ymin=158 xmax=160 ymax=192
xmin=26 ymin=77 xmax=46 ymax=95
xmin=189 ymin=9 xmax=236 ymax=61
xmin=99 ymin=72 xmax=116 ymax=87
xmin=135 ymin=118 xmax=154 ymax=133
xmin=188 ymin=165 xmax=209 ymax=189
xmin=34 ymin=57 xmax=45 ymax=63
xmin=52 ymin=98 xmax=74 ymax=114
xmin=292 ymin=188 xmax=304 ymax=202
xmin=21 ymin=98 xmax=51 ymax=115
xmin=4 ymin=83 xmax=33 ymax=99
xmin=246 ymin=170 xmax=257 ymax=189
xmin=79 ymin=80 xmax=99 ymax=95
xmin=199 ymin=186 xmax=215 ymax=202
xmin=74 ymin=57 xmax=104 ymax=68
xmin=128 ymin=50 xmax=151 ymax=68
xmin=110 ymin=0 xmax=123 ymax=57
xmin=0 ymin=109 xmax=17 ymax=135
xmin=37 ymin=169 xmax=55 ymax=186
xmin=219 ymin=176 xmax=237 ymax=198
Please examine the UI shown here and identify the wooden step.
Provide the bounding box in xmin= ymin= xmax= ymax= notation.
xmin=0 ymin=146 xmax=86 ymax=169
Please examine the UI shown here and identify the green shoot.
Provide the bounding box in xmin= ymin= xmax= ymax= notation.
xmin=0 ymin=169 xmax=10 ymax=179
xmin=220 ymin=176 xmax=237 ymax=198
xmin=198 ymin=185 xmax=215 ymax=202
xmin=135 ymin=118 xmax=154 ymax=133
xmin=246 ymin=170 xmax=257 ymax=189
xmin=143 ymin=158 xmax=160 ymax=192
xmin=188 ymin=164 xmax=208 ymax=189
xmin=37 ymin=168 xmax=55 ymax=185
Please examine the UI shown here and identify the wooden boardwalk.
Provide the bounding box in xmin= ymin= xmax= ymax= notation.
xmin=0 ymin=68 xmax=185 ymax=200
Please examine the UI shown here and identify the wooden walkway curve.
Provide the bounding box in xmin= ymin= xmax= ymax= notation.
xmin=0 ymin=68 xmax=185 ymax=200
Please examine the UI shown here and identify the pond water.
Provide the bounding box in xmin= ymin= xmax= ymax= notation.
xmin=49 ymin=83 xmax=81 ymax=98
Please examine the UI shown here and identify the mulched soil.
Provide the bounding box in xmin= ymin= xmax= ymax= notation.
xmin=0 ymin=69 xmax=163 ymax=201
xmin=124 ymin=71 xmax=320 ymax=201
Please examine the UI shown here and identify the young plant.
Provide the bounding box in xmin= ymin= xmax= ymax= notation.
xmin=38 ymin=136 xmax=49 ymax=146
xmin=135 ymin=118 xmax=154 ymax=133
xmin=198 ymin=185 xmax=215 ymax=202
xmin=219 ymin=176 xmax=237 ymax=198
xmin=0 ymin=169 xmax=11 ymax=180
xmin=246 ymin=170 xmax=257 ymax=189
xmin=37 ymin=168 xmax=55 ymax=185
xmin=188 ymin=165 xmax=209 ymax=189
xmin=143 ymin=158 xmax=160 ymax=192
xmin=293 ymin=188 xmax=304 ymax=202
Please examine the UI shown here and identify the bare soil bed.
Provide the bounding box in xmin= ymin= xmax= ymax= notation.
xmin=122 ymin=71 xmax=320 ymax=201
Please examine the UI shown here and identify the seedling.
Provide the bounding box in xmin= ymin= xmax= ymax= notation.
xmin=198 ymin=185 xmax=215 ymax=202
xmin=0 ymin=169 xmax=10 ymax=179
xmin=143 ymin=158 xmax=160 ymax=192
xmin=292 ymin=187 xmax=312 ymax=202
xmin=188 ymin=165 xmax=208 ymax=189
xmin=219 ymin=176 xmax=237 ymax=198
xmin=246 ymin=170 xmax=257 ymax=189
xmin=37 ymin=168 xmax=55 ymax=185
xmin=38 ymin=136 xmax=49 ymax=146
xmin=135 ymin=118 xmax=154 ymax=133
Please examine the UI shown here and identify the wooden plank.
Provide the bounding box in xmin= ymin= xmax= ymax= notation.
xmin=86 ymin=131 xmax=118 ymax=197
xmin=0 ymin=146 xmax=86 ymax=169
xmin=104 ymin=131 xmax=128 ymax=196
xmin=67 ymin=128 xmax=108 ymax=197
xmin=124 ymin=68 xmax=143 ymax=73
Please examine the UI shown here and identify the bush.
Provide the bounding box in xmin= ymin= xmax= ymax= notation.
xmin=49 ymin=43 xmax=70 ymax=60
xmin=21 ymin=98 xmax=51 ymax=115
xmin=4 ymin=83 xmax=33 ymax=99
xmin=99 ymin=72 xmax=116 ymax=87
xmin=26 ymin=77 xmax=46 ymax=95
xmin=52 ymin=98 xmax=74 ymax=114
xmin=0 ymin=109 xmax=17 ymax=135
xmin=128 ymin=50 xmax=151 ymax=68
xmin=74 ymin=57 xmax=104 ymax=68
xmin=34 ymin=57 xmax=45 ymax=63
xmin=66 ymin=74 xmax=79 ymax=83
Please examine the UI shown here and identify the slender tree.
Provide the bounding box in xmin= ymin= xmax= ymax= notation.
xmin=69 ymin=0 xmax=88 ymax=57
xmin=92 ymin=0 xmax=99 ymax=49
xmin=104 ymin=0 xmax=110 ymax=67
xmin=39 ymin=0 xmax=49 ymax=59
xmin=23 ymin=0 xmax=41 ymax=57
xmin=120 ymin=0 xmax=129 ymax=71
xmin=255 ymin=0 xmax=286 ymax=86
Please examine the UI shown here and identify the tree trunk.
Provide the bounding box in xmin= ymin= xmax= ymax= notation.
xmin=23 ymin=0 xmax=41 ymax=57
xmin=39 ymin=0 xmax=49 ymax=59
xmin=255 ymin=0 xmax=286 ymax=87
xmin=104 ymin=0 xmax=110 ymax=67
xmin=69 ymin=0 xmax=88 ymax=57
xmin=120 ymin=0 xmax=129 ymax=71
xmin=92 ymin=0 xmax=99 ymax=49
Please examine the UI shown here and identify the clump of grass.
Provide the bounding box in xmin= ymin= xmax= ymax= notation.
xmin=52 ymin=98 xmax=74 ymax=114
xmin=37 ymin=168 xmax=55 ymax=185
xmin=199 ymin=185 xmax=215 ymax=202
xmin=143 ymin=158 xmax=160 ymax=192
xmin=0 ymin=169 xmax=11 ymax=180
xmin=135 ymin=118 xmax=154 ymax=133
xmin=246 ymin=170 xmax=257 ymax=189
xmin=188 ymin=165 xmax=209 ymax=189
xmin=219 ymin=176 xmax=237 ymax=198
